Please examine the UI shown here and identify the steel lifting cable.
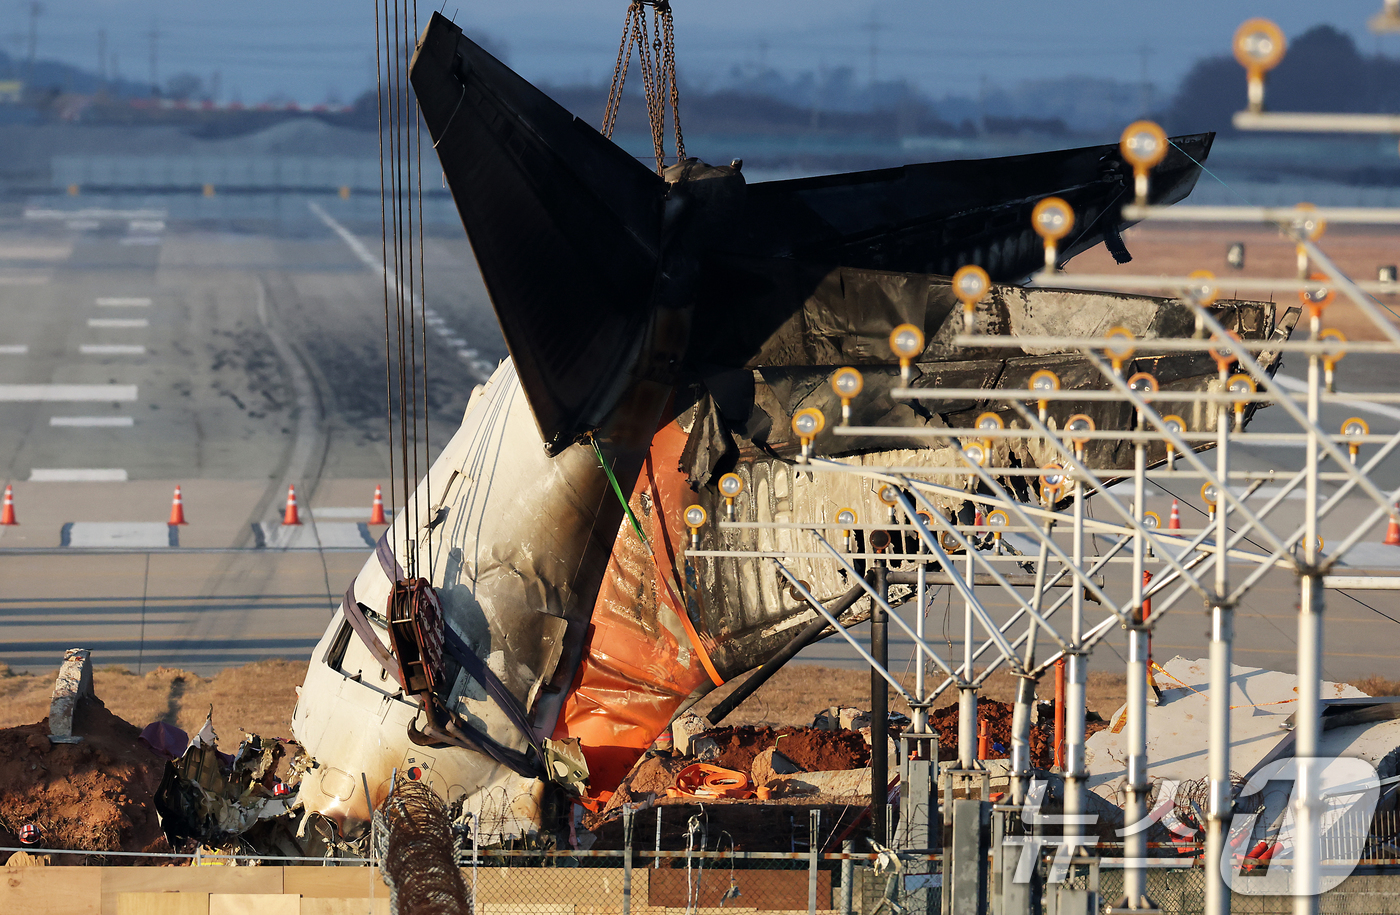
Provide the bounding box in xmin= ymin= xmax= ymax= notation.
xmin=374 ymin=0 xmax=396 ymax=545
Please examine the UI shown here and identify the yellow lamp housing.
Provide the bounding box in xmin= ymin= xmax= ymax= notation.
xmin=1065 ymin=413 xmax=1095 ymax=450
xmin=1119 ymin=120 xmax=1168 ymax=204
xmin=962 ymin=441 xmax=988 ymax=469
xmin=1200 ymin=482 xmax=1220 ymax=512
xmin=1161 ymin=413 xmax=1187 ymax=466
xmin=1320 ymin=328 xmax=1347 ymax=391
xmin=1040 ymin=463 xmax=1066 ymax=502
xmin=791 ymin=407 xmax=826 ymax=460
xmin=952 ymin=264 xmax=991 ymax=331
xmin=877 ymin=483 xmax=901 ymax=507
xmin=1300 ymin=272 xmax=1335 ymax=320
xmin=1127 ymin=372 xmax=1159 ymax=397
xmin=718 ymin=472 xmax=744 ymax=518
xmin=986 ymin=509 xmax=1009 ymax=540
xmin=1234 ymin=18 xmax=1286 ymax=112
xmin=1031 ymin=197 xmax=1075 ymax=273
xmin=1343 ymin=416 xmax=1370 ymax=463
xmin=1186 ymin=269 xmax=1220 ymax=307
xmin=1104 ymin=326 xmax=1136 ymax=372
xmin=1029 ymin=369 xmax=1061 ymax=421
xmin=1208 ymin=332 xmax=1242 ymax=373
xmin=832 ymin=367 xmax=864 ymax=424
xmin=835 ymin=507 xmax=858 ymax=549
xmin=1226 ymin=373 xmax=1256 ymax=423
xmin=889 ymin=324 xmax=925 ymax=385
xmin=684 ymin=503 xmax=708 ymax=548
xmin=1142 ymin=511 xmax=1162 ymax=531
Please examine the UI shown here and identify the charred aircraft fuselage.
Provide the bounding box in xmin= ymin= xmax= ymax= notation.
xmin=289 ymin=13 xmax=1295 ymax=841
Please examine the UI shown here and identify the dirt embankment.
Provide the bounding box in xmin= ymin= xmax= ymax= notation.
xmin=0 ymin=697 xmax=171 ymax=862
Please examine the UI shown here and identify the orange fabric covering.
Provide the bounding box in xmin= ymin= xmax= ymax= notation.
xmin=553 ymin=421 xmax=716 ymax=802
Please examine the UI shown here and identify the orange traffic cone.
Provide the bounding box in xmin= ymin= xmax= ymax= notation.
xmin=1386 ymin=515 xmax=1400 ymax=547
xmin=369 ymin=485 xmax=387 ymax=525
xmin=168 ymin=485 xmax=187 ymax=525
xmin=282 ymin=484 xmax=301 ymax=526
xmin=1 ymin=484 xmax=15 ymax=526
xmin=1168 ymin=499 xmax=1181 ymax=531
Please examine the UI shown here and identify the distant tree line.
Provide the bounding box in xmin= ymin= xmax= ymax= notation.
xmin=1164 ymin=25 xmax=1400 ymax=134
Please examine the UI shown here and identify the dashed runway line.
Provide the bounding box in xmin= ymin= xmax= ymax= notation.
xmin=0 ymin=384 xmax=138 ymax=401
xmin=80 ymin=344 xmax=146 ymax=355
xmin=50 ymin=416 xmax=134 ymax=428
xmin=87 ymin=318 xmax=149 ymax=329
xmin=308 ymin=201 xmax=493 ymax=382
xmin=95 ymin=297 xmax=151 ymax=307
xmin=0 ymin=345 xmax=27 ymax=354
xmin=29 ymin=468 xmax=129 ymax=482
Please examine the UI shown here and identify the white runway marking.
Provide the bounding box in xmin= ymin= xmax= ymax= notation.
xmin=1275 ymin=374 xmax=1400 ymax=423
xmin=61 ymin=522 xmax=173 ymax=548
xmin=50 ymin=416 xmax=134 ymax=427
xmin=253 ymin=522 xmax=375 ymax=549
xmin=66 ymin=220 xmax=101 ymax=231
xmin=0 ymin=245 xmax=71 ymax=260
xmin=309 ymin=507 xmax=374 ymax=519
xmin=30 ymin=468 xmax=129 ymax=482
xmin=0 ymin=275 xmax=48 ymax=285
xmin=25 ymin=207 xmax=166 ymax=220
xmin=0 ymin=345 xmax=27 ymax=354
xmin=120 ymin=237 xmax=162 ymax=246
xmin=96 ymin=297 xmax=151 ymax=307
xmin=309 ymin=201 xmax=494 ymax=382
xmin=88 ymin=318 xmax=149 ymax=328
xmin=128 ymin=220 xmax=166 ymax=233
xmin=81 ymin=344 xmax=146 ymax=355
xmin=0 ymin=384 xmax=138 ymax=401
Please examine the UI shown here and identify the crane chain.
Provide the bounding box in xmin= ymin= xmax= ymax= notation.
xmin=601 ymin=1 xmax=686 ymax=176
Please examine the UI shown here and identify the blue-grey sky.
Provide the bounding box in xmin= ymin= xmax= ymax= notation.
xmin=14 ymin=1 xmax=1399 ymax=105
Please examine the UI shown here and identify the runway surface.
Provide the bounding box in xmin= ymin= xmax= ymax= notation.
xmin=0 ymin=198 xmax=506 ymax=674
xmin=0 ymin=195 xmax=1397 ymax=694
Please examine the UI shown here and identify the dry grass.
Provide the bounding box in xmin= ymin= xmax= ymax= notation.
xmin=691 ymin=664 xmax=1129 ymax=728
xmin=0 ymin=659 xmax=307 ymax=741
xmin=3 ymin=657 xmax=1386 ymax=743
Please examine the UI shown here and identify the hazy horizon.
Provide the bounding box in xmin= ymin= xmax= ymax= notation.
xmin=8 ymin=1 xmax=1399 ymax=106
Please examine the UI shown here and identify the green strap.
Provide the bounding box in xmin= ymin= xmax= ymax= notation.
xmin=591 ymin=436 xmax=650 ymax=549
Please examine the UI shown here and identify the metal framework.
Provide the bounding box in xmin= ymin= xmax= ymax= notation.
xmin=686 ymin=18 xmax=1400 ymax=914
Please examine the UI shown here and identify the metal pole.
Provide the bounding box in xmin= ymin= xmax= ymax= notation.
xmin=916 ymin=558 xmax=928 ymax=738
xmin=1010 ymin=521 xmax=1051 ymax=805
xmin=470 ymin=810 xmax=479 ymax=915
xmin=810 ymin=808 xmax=822 ymax=915
xmin=958 ymin=546 xmax=978 ymax=771
xmin=655 ymin=807 xmax=662 ymax=868
xmin=872 ymin=561 xmax=889 ymax=846
xmin=1063 ymin=470 xmax=1088 ymax=835
xmin=623 ymin=805 xmax=634 ymax=915
xmin=1123 ymin=388 xmax=1151 ymax=909
xmin=1205 ymin=360 xmax=1235 ymax=915
xmin=841 ymin=838 xmax=855 ymax=915
xmin=1295 ymin=313 xmax=1326 ymax=915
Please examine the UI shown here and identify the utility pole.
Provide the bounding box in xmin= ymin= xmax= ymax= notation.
xmin=863 ymin=10 xmax=881 ymax=86
xmin=24 ymin=1 xmax=41 ymax=81
xmin=1138 ymin=43 xmax=1154 ymax=115
xmin=147 ymin=20 xmax=160 ymax=96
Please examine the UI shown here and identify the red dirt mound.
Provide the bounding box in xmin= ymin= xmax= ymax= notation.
xmin=702 ymin=725 xmax=870 ymax=774
xmin=0 ymin=696 xmax=172 ymax=863
xmin=928 ymin=699 xmax=1060 ymax=768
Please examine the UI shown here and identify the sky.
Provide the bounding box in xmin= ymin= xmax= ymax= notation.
xmin=10 ymin=1 xmax=1400 ymax=106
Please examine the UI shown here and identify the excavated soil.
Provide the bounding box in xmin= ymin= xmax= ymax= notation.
xmin=702 ymin=725 xmax=870 ymax=774
xmin=928 ymin=699 xmax=1057 ymax=769
xmin=0 ymin=696 xmax=172 ymax=863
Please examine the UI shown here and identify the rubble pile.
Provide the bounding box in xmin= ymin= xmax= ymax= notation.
xmin=0 ymin=699 xmax=171 ymax=861
xmin=927 ymin=699 xmax=1058 ymax=768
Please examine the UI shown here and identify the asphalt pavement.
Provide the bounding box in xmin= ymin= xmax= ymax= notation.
xmin=0 ymin=196 xmax=506 ymax=674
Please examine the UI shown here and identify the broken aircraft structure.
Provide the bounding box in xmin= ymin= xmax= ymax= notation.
xmin=287 ymin=13 xmax=1296 ymax=844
